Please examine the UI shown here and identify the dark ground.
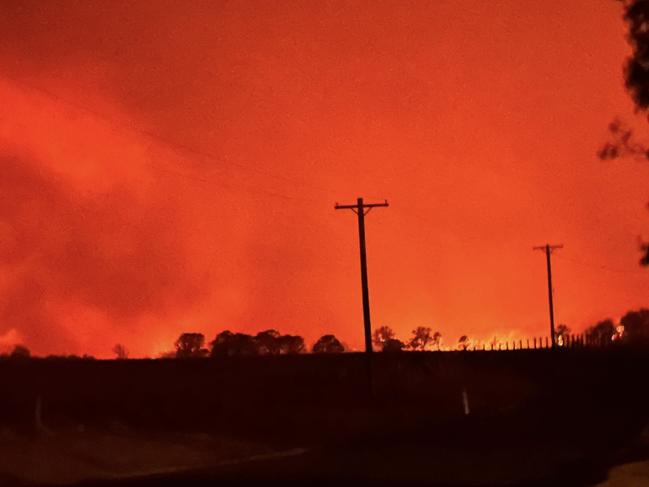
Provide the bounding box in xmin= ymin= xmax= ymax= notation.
xmin=70 ymin=418 xmax=649 ymax=487
xmin=2 ymin=348 xmax=649 ymax=486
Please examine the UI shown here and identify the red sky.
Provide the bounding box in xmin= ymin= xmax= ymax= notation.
xmin=1 ymin=0 xmax=648 ymax=357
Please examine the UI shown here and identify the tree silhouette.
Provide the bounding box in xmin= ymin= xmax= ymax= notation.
xmin=599 ymin=119 xmax=648 ymax=160
xmin=600 ymin=2 xmax=649 ymax=265
xmin=312 ymin=334 xmax=345 ymax=353
xmin=585 ymin=319 xmax=616 ymax=345
xmin=278 ymin=334 xmax=305 ymax=354
xmin=408 ymin=326 xmax=433 ymax=351
xmin=372 ymin=325 xmax=395 ymax=349
xmin=10 ymin=344 xmax=30 ymax=359
xmin=175 ymin=332 xmax=208 ymax=358
xmin=458 ymin=335 xmax=470 ymax=351
xmin=112 ymin=343 xmax=129 ymax=359
xmin=210 ymin=331 xmax=258 ymax=357
xmin=599 ymin=2 xmax=649 ymax=160
xmin=255 ymin=329 xmax=281 ymax=355
xmin=620 ymin=308 xmax=649 ymax=344
xmin=622 ymin=1 xmax=649 ymax=114
xmin=431 ymin=331 xmax=442 ymax=350
xmin=382 ymin=338 xmax=405 ymax=352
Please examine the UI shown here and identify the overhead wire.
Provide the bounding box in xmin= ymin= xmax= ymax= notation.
xmin=554 ymin=253 xmax=648 ymax=275
xmin=1 ymin=74 xmax=340 ymax=204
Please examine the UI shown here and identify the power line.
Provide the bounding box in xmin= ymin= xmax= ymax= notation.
xmin=554 ymin=253 xmax=648 ymax=275
xmin=2 ymin=74 xmax=340 ymax=200
xmin=150 ymin=160 xmax=319 ymax=203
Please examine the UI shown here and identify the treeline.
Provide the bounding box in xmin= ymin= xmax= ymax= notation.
xmin=3 ymin=308 xmax=649 ymax=360
xmin=162 ymin=325 xmax=442 ymax=358
xmin=166 ymin=326 xmax=445 ymax=359
xmin=371 ymin=308 xmax=649 ymax=352
xmin=0 ymin=344 xmax=95 ymax=361
xmin=166 ymin=329 xmax=346 ymax=358
xmin=583 ymin=308 xmax=649 ymax=346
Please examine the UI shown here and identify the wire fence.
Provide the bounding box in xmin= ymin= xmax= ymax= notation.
xmin=459 ymin=333 xmax=618 ymax=352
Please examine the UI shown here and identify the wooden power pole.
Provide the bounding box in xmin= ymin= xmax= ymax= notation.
xmin=335 ymin=197 xmax=389 ymax=353
xmin=533 ymin=243 xmax=563 ymax=348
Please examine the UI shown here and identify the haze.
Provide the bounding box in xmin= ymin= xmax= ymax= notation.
xmin=1 ymin=0 xmax=648 ymax=357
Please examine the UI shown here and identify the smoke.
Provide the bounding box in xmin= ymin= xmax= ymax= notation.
xmin=0 ymin=153 xmax=208 ymax=355
xmin=1 ymin=0 xmax=648 ymax=357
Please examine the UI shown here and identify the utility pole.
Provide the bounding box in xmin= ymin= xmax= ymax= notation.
xmin=533 ymin=244 xmax=563 ymax=348
xmin=335 ymin=197 xmax=389 ymax=354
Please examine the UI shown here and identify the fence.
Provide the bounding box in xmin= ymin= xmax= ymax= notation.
xmin=463 ymin=333 xmax=617 ymax=351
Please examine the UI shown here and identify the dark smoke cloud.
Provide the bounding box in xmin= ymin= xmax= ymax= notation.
xmin=0 ymin=154 xmax=207 ymax=354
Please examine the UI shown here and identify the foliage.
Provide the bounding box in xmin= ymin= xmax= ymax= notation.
xmin=408 ymin=327 xmax=438 ymax=351
xmin=210 ymin=331 xmax=258 ymax=357
xmin=112 ymin=343 xmax=129 ymax=359
xmin=622 ymin=1 xmax=649 ymax=113
xmin=278 ymin=334 xmax=305 ymax=354
xmin=382 ymin=338 xmax=405 ymax=352
xmin=599 ymin=1 xmax=649 ymax=160
xmin=211 ymin=330 xmax=306 ymax=357
xmin=600 ymin=1 xmax=649 ymax=265
xmin=431 ymin=331 xmax=442 ymax=350
xmin=372 ymin=325 xmax=395 ymax=348
xmin=458 ymin=335 xmax=470 ymax=351
xmin=598 ymin=0 xmax=649 ymax=160
xmin=10 ymin=344 xmax=30 ymax=359
xmin=255 ymin=329 xmax=281 ymax=355
xmin=312 ymin=334 xmax=345 ymax=353
xmin=174 ymin=332 xmax=208 ymax=358
xmin=585 ymin=319 xmax=616 ymax=345
xmin=598 ymin=119 xmax=648 ymax=160
xmin=620 ymin=308 xmax=649 ymax=344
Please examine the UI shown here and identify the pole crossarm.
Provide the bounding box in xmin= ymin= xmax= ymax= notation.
xmin=335 ymin=200 xmax=389 ymax=210
xmin=533 ymin=244 xmax=563 ymax=252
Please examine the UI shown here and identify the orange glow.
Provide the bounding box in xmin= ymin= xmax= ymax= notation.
xmin=1 ymin=1 xmax=649 ymax=358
